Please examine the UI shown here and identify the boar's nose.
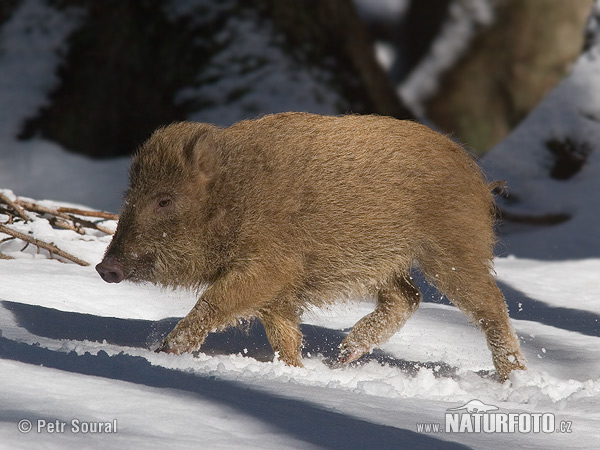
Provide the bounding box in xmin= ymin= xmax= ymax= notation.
xmin=95 ymin=257 xmax=125 ymax=283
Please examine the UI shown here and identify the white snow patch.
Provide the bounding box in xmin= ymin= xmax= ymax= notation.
xmin=483 ymin=5 xmax=600 ymax=259
xmin=0 ymin=2 xmax=599 ymax=448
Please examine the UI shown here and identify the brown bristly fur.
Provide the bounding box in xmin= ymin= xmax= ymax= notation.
xmin=99 ymin=112 xmax=526 ymax=382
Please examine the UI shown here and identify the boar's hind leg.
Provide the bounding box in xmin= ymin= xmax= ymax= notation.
xmin=338 ymin=275 xmax=421 ymax=364
xmin=258 ymin=301 xmax=303 ymax=367
xmin=422 ymin=259 xmax=526 ymax=382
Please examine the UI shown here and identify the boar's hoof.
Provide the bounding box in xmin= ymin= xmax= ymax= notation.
xmin=337 ymin=342 xmax=369 ymax=365
xmin=95 ymin=256 xmax=125 ymax=283
xmin=154 ymin=339 xmax=178 ymax=354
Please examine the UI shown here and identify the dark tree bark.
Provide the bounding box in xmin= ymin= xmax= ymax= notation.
xmin=263 ymin=0 xmax=414 ymax=119
xmin=13 ymin=0 xmax=412 ymax=158
xmin=0 ymin=0 xmax=20 ymax=24
xmin=19 ymin=0 xmax=205 ymax=158
xmin=391 ymin=0 xmax=452 ymax=83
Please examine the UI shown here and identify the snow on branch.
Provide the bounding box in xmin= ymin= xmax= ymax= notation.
xmin=0 ymin=190 xmax=118 ymax=265
xmin=0 ymin=224 xmax=90 ymax=266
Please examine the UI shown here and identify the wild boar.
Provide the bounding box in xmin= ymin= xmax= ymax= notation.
xmin=96 ymin=112 xmax=526 ymax=381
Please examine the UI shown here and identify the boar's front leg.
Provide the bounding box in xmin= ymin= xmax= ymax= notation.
xmin=155 ymin=297 xmax=218 ymax=355
xmin=156 ymin=265 xmax=293 ymax=356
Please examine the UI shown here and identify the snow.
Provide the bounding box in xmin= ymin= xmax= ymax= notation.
xmin=168 ymin=0 xmax=340 ymax=128
xmin=1 ymin=239 xmax=599 ymax=448
xmin=482 ymin=0 xmax=600 ymax=259
xmin=495 ymin=257 xmax=600 ymax=314
xmin=1 ymin=1 xmax=600 ymax=449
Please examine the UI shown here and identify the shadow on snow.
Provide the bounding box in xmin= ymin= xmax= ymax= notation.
xmin=0 ymin=301 xmax=471 ymax=450
xmin=2 ymin=300 xmax=460 ymax=378
xmin=3 ymin=278 xmax=598 ymax=449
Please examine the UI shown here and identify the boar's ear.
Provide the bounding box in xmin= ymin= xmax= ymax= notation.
xmin=183 ymin=123 xmax=218 ymax=179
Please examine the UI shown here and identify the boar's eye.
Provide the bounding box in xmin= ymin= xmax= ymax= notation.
xmin=156 ymin=197 xmax=172 ymax=210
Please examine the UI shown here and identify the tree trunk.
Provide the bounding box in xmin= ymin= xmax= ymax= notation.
xmin=260 ymin=0 xmax=414 ymax=119
xmin=426 ymin=0 xmax=591 ymax=153
xmin=13 ymin=0 xmax=412 ymax=158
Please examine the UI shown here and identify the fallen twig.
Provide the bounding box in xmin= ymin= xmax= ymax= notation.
xmin=57 ymin=206 xmax=118 ymax=221
xmin=66 ymin=214 xmax=115 ymax=235
xmin=1 ymin=191 xmax=117 ymax=264
xmin=0 ymin=192 xmax=29 ymax=221
xmin=0 ymin=223 xmax=90 ymax=266
xmin=498 ymin=209 xmax=571 ymax=226
xmin=48 ymin=216 xmax=85 ymax=235
xmin=15 ymin=200 xmax=115 ymax=235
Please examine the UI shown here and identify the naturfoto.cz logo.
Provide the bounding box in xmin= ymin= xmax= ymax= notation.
xmin=416 ymin=399 xmax=572 ymax=434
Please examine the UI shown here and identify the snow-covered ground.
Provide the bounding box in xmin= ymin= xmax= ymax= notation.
xmin=1 ymin=0 xmax=600 ymax=449
xmin=1 ymin=206 xmax=599 ymax=449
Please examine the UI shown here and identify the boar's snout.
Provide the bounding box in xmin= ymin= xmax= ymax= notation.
xmin=96 ymin=256 xmax=125 ymax=283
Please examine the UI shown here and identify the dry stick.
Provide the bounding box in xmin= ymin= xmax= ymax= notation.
xmin=15 ymin=200 xmax=114 ymax=235
xmin=48 ymin=216 xmax=85 ymax=235
xmin=66 ymin=214 xmax=114 ymax=235
xmin=15 ymin=200 xmax=70 ymax=219
xmin=0 ymin=253 xmax=14 ymax=260
xmin=0 ymin=192 xmax=29 ymax=221
xmin=0 ymin=207 xmax=15 ymax=224
xmin=18 ymin=200 xmax=119 ymax=234
xmin=15 ymin=200 xmax=83 ymax=233
xmin=0 ymin=224 xmax=90 ymax=266
xmin=57 ymin=206 xmax=118 ymax=221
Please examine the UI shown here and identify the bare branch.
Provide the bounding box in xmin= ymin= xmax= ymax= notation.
xmin=48 ymin=216 xmax=85 ymax=235
xmin=15 ymin=199 xmax=70 ymax=220
xmin=57 ymin=206 xmax=118 ymax=221
xmin=1 ymin=192 xmax=117 ymax=263
xmin=15 ymin=199 xmax=116 ymax=235
xmin=0 ymin=224 xmax=90 ymax=266
xmin=66 ymin=214 xmax=115 ymax=235
xmin=0 ymin=192 xmax=29 ymax=221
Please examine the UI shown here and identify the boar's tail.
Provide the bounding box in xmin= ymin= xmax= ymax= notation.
xmin=489 ymin=180 xmax=507 ymax=196
xmin=488 ymin=180 xmax=507 ymax=222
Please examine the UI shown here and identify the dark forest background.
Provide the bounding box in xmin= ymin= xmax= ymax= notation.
xmin=1 ymin=0 xmax=592 ymax=158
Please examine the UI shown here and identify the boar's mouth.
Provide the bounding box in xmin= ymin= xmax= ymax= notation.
xmin=96 ymin=253 xmax=156 ymax=284
xmin=126 ymin=253 xmax=157 ymax=283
